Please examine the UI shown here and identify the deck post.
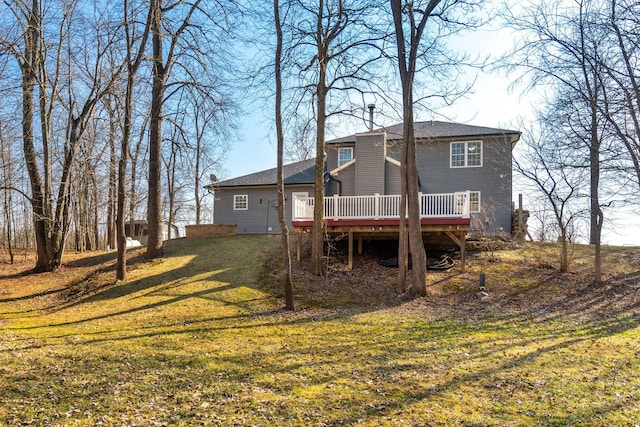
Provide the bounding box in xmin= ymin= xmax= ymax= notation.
xmin=348 ymin=231 xmax=354 ymax=270
xmin=374 ymin=193 xmax=380 ymax=219
xmin=358 ymin=235 xmax=363 ymax=255
xmin=460 ymin=231 xmax=466 ymax=273
xmin=445 ymin=230 xmax=467 ymax=273
xmin=296 ymin=231 xmax=302 ymax=262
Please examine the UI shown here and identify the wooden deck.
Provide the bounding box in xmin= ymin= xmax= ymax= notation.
xmin=292 ymin=196 xmax=471 ymax=272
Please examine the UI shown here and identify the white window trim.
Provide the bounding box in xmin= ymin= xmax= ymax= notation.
xmin=233 ymin=194 xmax=248 ymax=210
xmin=450 ymin=140 xmax=483 ymax=168
xmin=338 ymin=147 xmax=354 ymax=167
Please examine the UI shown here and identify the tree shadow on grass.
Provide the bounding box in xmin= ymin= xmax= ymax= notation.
xmin=3 ymin=240 xmax=640 ymax=425
xmin=10 ymin=236 xmax=287 ymax=329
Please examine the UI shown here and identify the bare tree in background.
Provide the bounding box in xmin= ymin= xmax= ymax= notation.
xmin=1 ymin=0 xmax=124 ymax=271
xmin=116 ymin=0 xmax=151 ymax=280
xmin=147 ymin=0 xmax=240 ymax=258
xmin=502 ymin=0 xmax=640 ymax=282
xmin=515 ymin=121 xmax=587 ymax=272
xmin=0 ymin=121 xmax=15 ymax=264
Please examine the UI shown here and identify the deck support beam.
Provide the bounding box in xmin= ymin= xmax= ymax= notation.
xmin=445 ymin=231 xmax=466 ymax=273
xmin=358 ymin=235 xmax=363 ymax=255
xmin=348 ymin=231 xmax=354 ymax=270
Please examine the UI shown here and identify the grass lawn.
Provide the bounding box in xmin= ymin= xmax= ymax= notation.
xmin=1 ymin=235 xmax=639 ymax=426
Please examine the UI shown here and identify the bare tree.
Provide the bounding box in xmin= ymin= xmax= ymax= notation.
xmin=275 ymin=0 xmax=295 ymax=310
xmin=389 ymin=0 xmax=480 ymax=295
xmin=0 ymin=121 xmax=15 ymax=264
xmin=280 ymin=0 xmax=384 ymax=276
xmin=600 ymin=0 xmax=640 ymax=193
xmin=502 ymin=0 xmax=629 ymax=282
xmin=515 ymin=121 xmax=587 ymax=272
xmin=1 ymin=0 xmax=124 ymax=271
xmin=116 ymin=0 xmax=151 ymax=280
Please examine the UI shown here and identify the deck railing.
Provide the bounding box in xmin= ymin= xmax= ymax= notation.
xmin=293 ymin=191 xmax=470 ymax=221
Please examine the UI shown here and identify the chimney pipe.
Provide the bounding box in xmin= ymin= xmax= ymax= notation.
xmin=367 ymin=104 xmax=375 ymax=131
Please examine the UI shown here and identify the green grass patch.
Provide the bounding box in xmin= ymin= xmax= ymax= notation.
xmin=1 ymin=237 xmax=639 ymax=426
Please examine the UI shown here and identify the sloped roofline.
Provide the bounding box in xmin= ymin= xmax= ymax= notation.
xmin=327 ymin=121 xmax=521 ymax=145
xmin=206 ymin=157 xmax=315 ymax=189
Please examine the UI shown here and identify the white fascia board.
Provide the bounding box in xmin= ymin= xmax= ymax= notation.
xmin=385 ymin=156 xmax=401 ymax=167
xmin=329 ymin=158 xmax=356 ymax=176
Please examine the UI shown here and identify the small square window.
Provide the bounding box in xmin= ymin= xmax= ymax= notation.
xmin=338 ymin=147 xmax=353 ymax=167
xmin=234 ymin=194 xmax=248 ymax=210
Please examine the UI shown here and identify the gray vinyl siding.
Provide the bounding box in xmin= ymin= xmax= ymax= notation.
xmin=331 ymin=165 xmax=356 ymax=196
xmin=355 ymin=132 xmax=386 ymax=195
xmin=326 ymin=146 xmax=339 ymax=171
xmin=386 ymin=141 xmax=402 ymax=162
xmin=385 ymin=161 xmax=401 ymax=195
xmin=414 ymin=135 xmax=513 ymax=233
xmin=327 ymin=142 xmax=356 ymax=196
xmin=213 ymin=185 xmax=314 ymax=233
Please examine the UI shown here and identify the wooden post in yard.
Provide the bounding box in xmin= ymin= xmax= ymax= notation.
xmin=518 ymin=194 xmax=523 ymax=240
xmin=460 ymin=230 xmax=466 ymax=273
xmin=348 ymin=231 xmax=354 ymax=270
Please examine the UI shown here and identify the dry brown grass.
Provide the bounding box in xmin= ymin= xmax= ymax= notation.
xmin=1 ymin=237 xmax=639 ymax=426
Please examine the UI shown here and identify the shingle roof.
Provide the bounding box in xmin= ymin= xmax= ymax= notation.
xmin=208 ymin=158 xmax=315 ymax=188
xmin=327 ymin=121 xmax=521 ymax=144
xmin=211 ymin=121 xmax=520 ymax=189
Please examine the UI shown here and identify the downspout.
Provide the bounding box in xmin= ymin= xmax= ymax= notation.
xmin=205 ymin=185 xmax=215 ymax=223
xmin=324 ymin=171 xmax=342 ymax=196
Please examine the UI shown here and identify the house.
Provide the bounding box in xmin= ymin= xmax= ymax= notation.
xmin=206 ymin=121 xmax=520 ymax=268
xmin=206 ymin=158 xmax=316 ymax=234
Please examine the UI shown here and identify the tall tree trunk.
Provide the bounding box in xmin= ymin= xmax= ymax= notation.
xmin=21 ymin=0 xmax=54 ymax=272
xmin=116 ymin=0 xmax=151 ymax=280
xmin=589 ymin=104 xmax=602 ymax=282
xmin=274 ymin=0 xmax=295 ymax=310
xmin=195 ymin=134 xmax=202 ymax=225
xmin=107 ymin=101 xmax=117 ymax=250
xmin=312 ymin=80 xmax=326 ymax=276
xmin=403 ymin=104 xmax=427 ymax=296
xmin=311 ymin=0 xmax=328 ymax=276
xmin=146 ymin=0 xmax=165 ymax=259
xmin=390 ymin=0 xmax=435 ymax=296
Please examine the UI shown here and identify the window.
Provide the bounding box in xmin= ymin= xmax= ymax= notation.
xmin=469 ymin=191 xmax=481 ymax=212
xmin=456 ymin=191 xmax=481 ymax=213
xmin=338 ymin=147 xmax=353 ymax=166
xmin=233 ymin=194 xmax=248 ymax=210
xmin=450 ymin=141 xmax=482 ymax=168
